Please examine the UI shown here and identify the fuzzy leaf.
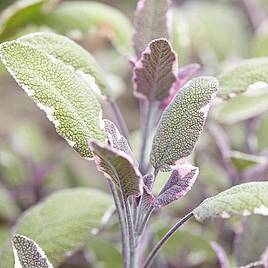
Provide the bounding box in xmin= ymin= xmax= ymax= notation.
xmin=150 ymin=77 xmax=218 ymax=171
xmin=154 ymin=165 xmax=198 ymax=208
xmin=89 ymin=140 xmax=142 ymax=197
xmin=133 ymin=0 xmax=170 ymax=58
xmin=133 ymin=38 xmax=177 ymax=101
xmin=34 ymin=1 xmax=133 ymax=54
xmin=0 ymin=188 xmax=112 ymax=267
xmin=18 ymin=32 xmax=110 ymax=98
xmin=218 ymin=57 xmax=268 ymax=99
xmin=0 ymin=38 xmax=106 ymax=158
xmin=12 ymin=235 xmax=53 ymax=268
xmin=193 ymin=182 xmax=268 ymax=222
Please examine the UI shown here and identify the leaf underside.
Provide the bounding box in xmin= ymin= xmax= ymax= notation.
xmin=150 ymin=76 xmax=218 ymax=171
xmin=193 ymin=182 xmax=268 ymax=222
xmin=133 ymin=38 xmax=177 ymax=101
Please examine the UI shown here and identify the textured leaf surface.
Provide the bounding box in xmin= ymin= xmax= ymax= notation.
xmin=0 ymin=39 xmax=106 ymax=158
xmin=150 ymin=77 xmax=218 ymax=171
xmin=218 ymin=58 xmax=268 ymax=99
xmin=0 ymin=188 xmax=112 ymax=267
xmin=35 ymin=1 xmax=133 ymax=54
xmin=193 ymin=182 xmax=268 ymax=222
xmin=154 ymin=165 xmax=198 ymax=208
xmin=133 ymin=0 xmax=170 ymax=58
xmin=12 ymin=235 xmax=53 ymax=268
xmin=18 ymin=32 xmax=110 ymax=98
xmin=133 ymin=38 xmax=177 ymax=101
xmin=89 ymin=140 xmax=142 ymax=197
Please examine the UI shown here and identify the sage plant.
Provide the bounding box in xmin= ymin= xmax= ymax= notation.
xmin=0 ymin=0 xmax=268 ymax=268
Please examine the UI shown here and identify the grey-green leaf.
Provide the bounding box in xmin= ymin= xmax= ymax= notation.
xmin=0 ymin=38 xmax=106 ymax=158
xmin=133 ymin=0 xmax=170 ymax=58
xmin=12 ymin=235 xmax=54 ymax=268
xmin=0 ymin=188 xmax=112 ymax=267
xmin=89 ymin=140 xmax=142 ymax=197
xmin=150 ymin=77 xmax=218 ymax=171
xmin=218 ymin=57 xmax=268 ymax=99
xmin=18 ymin=32 xmax=110 ymax=98
xmin=193 ymin=182 xmax=268 ymax=222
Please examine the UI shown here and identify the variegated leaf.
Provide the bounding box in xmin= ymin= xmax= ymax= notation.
xmin=133 ymin=38 xmax=177 ymax=101
xmin=18 ymin=32 xmax=110 ymax=98
xmin=154 ymin=165 xmax=199 ymax=208
xmin=0 ymin=38 xmax=106 ymax=159
xmin=193 ymin=182 xmax=268 ymax=222
xmin=133 ymin=0 xmax=170 ymax=58
xmin=150 ymin=77 xmax=218 ymax=171
xmin=218 ymin=57 xmax=268 ymax=99
xmin=12 ymin=234 xmax=53 ymax=268
xmin=89 ymin=140 xmax=143 ymax=197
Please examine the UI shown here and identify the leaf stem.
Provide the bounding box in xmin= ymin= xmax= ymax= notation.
xmin=239 ymin=260 xmax=263 ymax=268
xmin=138 ymin=206 xmax=154 ymax=235
xmin=142 ymin=212 xmax=194 ymax=268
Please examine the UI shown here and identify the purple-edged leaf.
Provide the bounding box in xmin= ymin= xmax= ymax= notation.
xmin=210 ymin=241 xmax=230 ymax=268
xmin=161 ymin=63 xmax=200 ymax=109
xmin=140 ymin=185 xmax=155 ymax=213
xmin=133 ymin=38 xmax=177 ymax=102
xmin=104 ymin=119 xmax=138 ymax=165
xmin=12 ymin=234 xmax=54 ymax=268
xmin=143 ymin=174 xmax=154 ymax=191
xmin=133 ymin=0 xmax=170 ymax=58
xmin=153 ymin=165 xmax=198 ymax=208
xmin=150 ymin=77 xmax=218 ymax=171
xmin=89 ymin=140 xmax=143 ymax=197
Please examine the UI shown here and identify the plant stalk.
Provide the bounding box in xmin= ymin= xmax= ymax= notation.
xmin=143 ymin=212 xmax=194 ymax=268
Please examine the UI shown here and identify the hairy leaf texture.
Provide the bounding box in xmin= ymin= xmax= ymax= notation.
xmin=89 ymin=140 xmax=143 ymax=197
xmin=13 ymin=235 xmax=53 ymax=268
xmin=0 ymin=37 xmax=106 ymax=159
xmin=150 ymin=77 xmax=218 ymax=171
xmin=194 ymin=182 xmax=268 ymax=222
xmin=133 ymin=0 xmax=170 ymax=58
xmin=218 ymin=57 xmax=268 ymax=99
xmin=133 ymin=38 xmax=177 ymax=102
xmin=154 ymin=165 xmax=198 ymax=208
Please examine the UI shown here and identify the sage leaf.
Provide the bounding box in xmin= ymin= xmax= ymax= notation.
xmin=193 ymin=182 xmax=268 ymax=222
xmin=133 ymin=0 xmax=170 ymax=58
xmin=0 ymin=39 xmax=106 ymax=158
xmin=0 ymin=188 xmax=112 ymax=267
xmin=154 ymin=164 xmax=199 ymax=208
xmin=133 ymin=38 xmax=177 ymax=102
xmin=89 ymin=140 xmax=143 ymax=197
xmin=12 ymin=235 xmax=53 ymax=268
xmin=150 ymin=77 xmax=218 ymax=171
xmin=218 ymin=57 xmax=268 ymax=99
xmin=18 ymin=32 xmax=110 ymax=98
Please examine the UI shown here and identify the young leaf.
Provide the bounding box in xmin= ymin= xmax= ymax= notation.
xmin=133 ymin=38 xmax=177 ymax=102
xmin=89 ymin=140 xmax=143 ymax=197
xmin=150 ymin=77 xmax=218 ymax=171
xmin=218 ymin=57 xmax=268 ymax=99
xmin=0 ymin=188 xmax=112 ymax=267
xmin=12 ymin=234 xmax=53 ymax=268
xmin=18 ymin=32 xmax=110 ymax=98
xmin=193 ymin=182 xmax=268 ymax=222
xmin=0 ymin=39 xmax=106 ymax=158
xmin=133 ymin=0 xmax=170 ymax=58
xmin=154 ymin=165 xmax=199 ymax=208
xmin=34 ymin=1 xmax=133 ymax=54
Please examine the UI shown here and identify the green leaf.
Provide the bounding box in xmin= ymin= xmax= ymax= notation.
xmin=193 ymin=182 xmax=268 ymax=222
xmin=12 ymin=235 xmax=54 ymax=268
xmin=0 ymin=188 xmax=113 ymax=267
xmin=257 ymin=113 xmax=268 ymax=150
xmin=150 ymin=77 xmax=218 ymax=171
xmin=18 ymin=32 xmax=111 ymax=98
xmin=218 ymin=57 xmax=268 ymax=99
xmin=0 ymin=37 xmax=106 ymax=158
xmin=34 ymin=1 xmax=133 ymax=54
xmin=89 ymin=140 xmax=142 ymax=197
xmin=133 ymin=0 xmax=170 ymax=58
